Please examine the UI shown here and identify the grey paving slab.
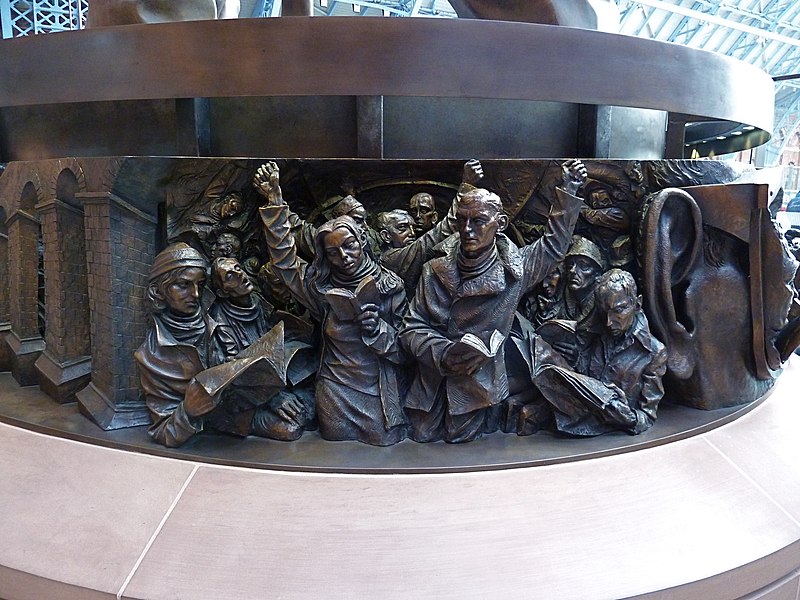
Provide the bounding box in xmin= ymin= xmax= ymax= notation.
xmin=0 ymin=423 xmax=196 ymax=597
xmin=123 ymin=433 xmax=800 ymax=600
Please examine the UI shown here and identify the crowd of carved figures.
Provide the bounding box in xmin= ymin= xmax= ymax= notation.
xmin=136 ymin=158 xmax=800 ymax=447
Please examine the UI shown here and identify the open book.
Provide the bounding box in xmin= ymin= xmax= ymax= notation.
xmin=538 ymin=364 xmax=618 ymax=412
xmin=535 ymin=319 xmax=577 ymax=349
xmin=183 ymin=322 xmax=289 ymax=414
xmin=450 ymin=329 xmax=505 ymax=359
xmin=324 ymin=275 xmax=380 ymax=321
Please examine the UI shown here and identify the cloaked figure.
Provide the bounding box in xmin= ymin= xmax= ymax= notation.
xmin=256 ymin=162 xmax=408 ymax=446
xmin=135 ymin=243 xmax=309 ymax=447
xmin=399 ymin=160 xmax=586 ymax=443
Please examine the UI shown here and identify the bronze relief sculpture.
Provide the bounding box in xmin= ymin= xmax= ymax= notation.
xmin=126 ymin=157 xmax=800 ymax=447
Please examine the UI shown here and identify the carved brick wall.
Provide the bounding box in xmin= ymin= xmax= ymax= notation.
xmin=78 ymin=192 xmax=157 ymax=428
xmin=6 ymin=208 xmax=45 ymax=385
xmin=39 ymin=199 xmax=90 ymax=361
xmin=34 ymin=198 xmax=92 ymax=401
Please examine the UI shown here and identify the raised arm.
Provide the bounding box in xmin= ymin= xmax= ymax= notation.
xmin=519 ymin=159 xmax=586 ymax=292
xmin=255 ymin=162 xmax=321 ymax=319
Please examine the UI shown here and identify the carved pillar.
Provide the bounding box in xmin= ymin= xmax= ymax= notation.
xmin=34 ymin=198 xmax=92 ymax=403
xmin=5 ymin=209 xmax=45 ymax=386
xmin=0 ymin=226 xmax=10 ymax=372
xmin=76 ymin=192 xmax=157 ymax=430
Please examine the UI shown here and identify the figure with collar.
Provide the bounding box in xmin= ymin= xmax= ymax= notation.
xmin=399 ymin=160 xmax=586 ymax=443
xmin=377 ymin=159 xmax=484 ymax=296
xmin=534 ymin=268 xmax=667 ymax=436
xmin=135 ymin=243 xmax=307 ymax=447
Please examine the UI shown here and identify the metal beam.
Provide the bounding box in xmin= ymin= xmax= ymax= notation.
xmin=629 ymin=0 xmax=800 ymax=49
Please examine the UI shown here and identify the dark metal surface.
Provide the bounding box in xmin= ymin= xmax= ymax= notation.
xmin=0 ymin=18 xmax=774 ymax=133
xmin=0 ymin=372 xmax=763 ymax=474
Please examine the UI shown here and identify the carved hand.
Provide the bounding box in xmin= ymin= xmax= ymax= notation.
xmin=560 ymin=159 xmax=588 ymax=196
xmin=463 ymin=159 xmax=484 ymax=186
xmin=355 ymin=303 xmax=381 ymax=336
xmin=253 ymin=161 xmax=283 ymax=205
xmin=276 ymin=395 xmax=306 ymax=428
xmin=442 ymin=343 xmax=488 ymax=376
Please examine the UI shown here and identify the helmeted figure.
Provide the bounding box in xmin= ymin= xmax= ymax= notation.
xmin=535 ymin=269 xmax=667 ymax=436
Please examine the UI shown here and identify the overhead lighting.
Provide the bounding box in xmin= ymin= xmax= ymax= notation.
xmin=732 ymin=131 xmax=743 ymax=135
xmin=716 ymin=135 xmax=727 ymax=140
xmin=743 ymin=125 xmax=755 ymax=131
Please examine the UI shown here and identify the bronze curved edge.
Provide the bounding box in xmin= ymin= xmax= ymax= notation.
xmin=0 ymin=17 xmax=774 ymax=134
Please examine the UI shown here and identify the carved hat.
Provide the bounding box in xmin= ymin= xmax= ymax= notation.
xmin=149 ymin=242 xmax=208 ymax=282
xmin=566 ymin=235 xmax=606 ymax=270
xmin=331 ymin=195 xmax=363 ymax=218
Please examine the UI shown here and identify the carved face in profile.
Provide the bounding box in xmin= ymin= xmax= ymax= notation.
xmin=409 ymin=193 xmax=438 ymax=233
xmin=323 ymin=226 xmax=364 ymax=276
xmin=212 ymin=257 xmax=254 ymax=299
xmin=159 ymin=267 xmax=206 ymax=316
xmin=565 ymin=255 xmax=602 ymax=295
xmin=346 ymin=204 xmax=368 ymax=231
xmin=380 ymin=211 xmax=417 ymax=248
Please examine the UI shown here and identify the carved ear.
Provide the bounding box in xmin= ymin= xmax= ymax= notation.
xmin=639 ymin=188 xmax=703 ymax=378
xmin=496 ymin=213 xmax=509 ymax=233
xmin=378 ymin=229 xmax=392 ymax=246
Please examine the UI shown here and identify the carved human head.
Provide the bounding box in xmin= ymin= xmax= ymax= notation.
xmin=565 ymin=236 xmax=605 ymax=295
xmin=211 ymin=257 xmax=254 ymax=299
xmin=212 ymin=231 xmax=242 ymax=259
xmin=595 ymin=268 xmax=640 ymax=338
xmin=409 ymin=192 xmax=438 ymax=233
xmin=147 ymin=243 xmax=208 ymax=316
xmin=331 ymin=195 xmax=367 ymax=232
xmin=456 ymin=187 xmax=508 ymax=259
xmin=316 ymin=215 xmax=367 ymax=278
xmin=541 ymin=263 xmax=563 ymax=299
xmin=376 ymin=209 xmax=416 ymax=249
xmin=220 ymin=192 xmax=244 ymax=219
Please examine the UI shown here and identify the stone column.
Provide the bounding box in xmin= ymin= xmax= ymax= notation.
xmin=5 ymin=209 xmax=45 ymax=386
xmin=0 ymin=227 xmax=10 ymax=372
xmin=34 ymin=198 xmax=92 ymax=403
xmin=76 ymin=192 xmax=157 ymax=430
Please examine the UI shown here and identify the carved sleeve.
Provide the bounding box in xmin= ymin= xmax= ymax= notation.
xmin=259 ymin=204 xmax=321 ymax=320
xmin=399 ymin=269 xmax=453 ymax=375
xmin=580 ymin=206 xmax=630 ymax=232
xmin=361 ymin=289 xmax=408 ymax=365
xmin=520 ymin=186 xmax=583 ymax=293
xmin=635 ymin=343 xmax=668 ymax=430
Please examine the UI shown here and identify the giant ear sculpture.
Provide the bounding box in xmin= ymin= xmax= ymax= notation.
xmin=639 ymin=185 xmax=790 ymax=410
xmin=639 ymin=188 xmax=703 ymax=381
